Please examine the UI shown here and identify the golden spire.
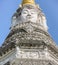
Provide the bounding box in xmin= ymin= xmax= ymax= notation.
xmin=22 ymin=0 xmax=35 ymax=6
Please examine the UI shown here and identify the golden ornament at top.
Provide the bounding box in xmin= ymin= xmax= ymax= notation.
xmin=22 ymin=0 xmax=35 ymax=6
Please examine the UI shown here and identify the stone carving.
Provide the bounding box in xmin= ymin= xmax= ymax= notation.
xmin=16 ymin=47 xmax=50 ymax=59
xmin=11 ymin=59 xmax=55 ymax=65
xmin=21 ymin=5 xmax=38 ymax=23
xmin=0 ymin=0 xmax=58 ymax=65
xmin=5 ymin=27 xmax=55 ymax=47
xmin=11 ymin=5 xmax=48 ymax=31
xmin=16 ymin=47 xmax=39 ymax=59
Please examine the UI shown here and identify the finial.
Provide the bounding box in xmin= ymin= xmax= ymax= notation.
xmin=21 ymin=0 xmax=35 ymax=6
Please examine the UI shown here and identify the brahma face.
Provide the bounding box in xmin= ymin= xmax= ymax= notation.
xmin=21 ymin=6 xmax=38 ymax=23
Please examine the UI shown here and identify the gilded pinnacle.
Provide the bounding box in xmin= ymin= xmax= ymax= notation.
xmin=21 ymin=0 xmax=35 ymax=6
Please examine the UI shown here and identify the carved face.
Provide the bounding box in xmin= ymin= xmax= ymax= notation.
xmin=21 ymin=7 xmax=38 ymax=23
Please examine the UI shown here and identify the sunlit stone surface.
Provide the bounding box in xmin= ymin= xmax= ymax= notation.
xmin=21 ymin=7 xmax=38 ymax=23
xmin=0 ymin=0 xmax=58 ymax=65
xmin=11 ymin=5 xmax=48 ymax=31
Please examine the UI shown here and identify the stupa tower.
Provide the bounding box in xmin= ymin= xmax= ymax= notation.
xmin=0 ymin=0 xmax=58 ymax=65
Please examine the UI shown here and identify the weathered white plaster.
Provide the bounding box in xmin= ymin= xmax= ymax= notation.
xmin=21 ymin=7 xmax=38 ymax=23
xmin=0 ymin=49 xmax=16 ymax=65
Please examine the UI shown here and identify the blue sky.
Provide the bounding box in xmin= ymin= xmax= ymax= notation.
xmin=0 ymin=0 xmax=58 ymax=46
